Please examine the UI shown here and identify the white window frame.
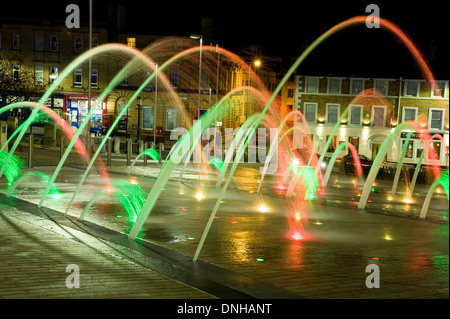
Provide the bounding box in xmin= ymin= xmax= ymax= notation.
xmin=35 ymin=34 xmax=44 ymax=51
xmin=371 ymin=105 xmax=386 ymax=127
xmin=35 ymin=66 xmax=44 ymax=85
xmin=166 ymin=107 xmax=178 ymax=131
xmin=400 ymin=138 xmax=415 ymax=160
xmin=50 ymin=35 xmax=59 ymax=52
xmin=12 ymin=33 xmax=20 ymax=50
xmin=142 ymin=106 xmax=154 ymax=130
xmin=74 ymin=37 xmax=83 ymax=53
xmin=349 ymin=104 xmax=363 ymax=126
xmin=404 ymin=80 xmax=419 ymax=97
xmin=327 ymin=78 xmax=341 ymax=94
xmin=305 ymin=77 xmax=319 ymax=93
xmin=428 ymin=108 xmax=445 ymax=131
xmin=303 ymin=102 xmax=318 ymax=123
xmin=74 ymin=68 xmax=82 ymax=87
xmin=350 ymin=79 xmax=365 ymax=95
xmin=12 ymin=64 xmax=20 ymax=82
xmin=90 ymin=69 xmax=98 ymax=88
xmin=401 ymin=106 xmax=418 ymax=123
xmin=427 ymin=140 xmax=442 ymax=161
xmin=118 ymin=103 xmax=128 ymax=117
xmin=431 ymin=81 xmax=447 ymax=98
xmin=49 ymin=66 xmax=58 ymax=83
xmin=325 ymin=103 xmax=340 ymax=124
xmin=374 ymin=79 xmax=389 ymax=96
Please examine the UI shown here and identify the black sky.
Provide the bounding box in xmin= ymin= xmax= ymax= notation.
xmin=1 ymin=0 xmax=448 ymax=78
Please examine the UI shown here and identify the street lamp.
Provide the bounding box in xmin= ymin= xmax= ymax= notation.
xmin=246 ymin=59 xmax=262 ymax=121
xmin=190 ymin=34 xmax=202 ymax=120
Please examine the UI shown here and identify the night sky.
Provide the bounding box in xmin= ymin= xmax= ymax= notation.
xmin=1 ymin=0 xmax=448 ymax=78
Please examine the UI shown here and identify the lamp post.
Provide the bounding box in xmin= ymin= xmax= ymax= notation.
xmin=246 ymin=59 xmax=261 ymax=121
xmin=153 ymin=63 xmax=158 ymax=147
xmin=190 ymin=34 xmax=202 ymax=120
xmin=86 ymin=0 xmax=92 ymax=157
xmin=137 ymin=95 xmax=142 ymax=142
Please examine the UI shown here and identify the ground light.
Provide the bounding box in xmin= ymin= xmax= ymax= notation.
xmin=257 ymin=203 xmax=269 ymax=213
xmin=195 ymin=191 xmax=204 ymax=200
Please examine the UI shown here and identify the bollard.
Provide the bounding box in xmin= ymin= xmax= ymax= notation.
xmin=138 ymin=140 xmax=144 ymax=155
xmin=107 ymin=137 xmax=112 ymax=166
xmin=127 ymin=138 xmax=132 ymax=166
xmin=28 ymin=133 xmax=34 ymax=168
xmin=60 ymin=135 xmax=65 ymax=160
xmin=158 ymin=142 xmax=164 ymax=162
xmin=113 ymin=137 xmax=121 ymax=155
xmin=143 ymin=142 xmax=148 ymax=166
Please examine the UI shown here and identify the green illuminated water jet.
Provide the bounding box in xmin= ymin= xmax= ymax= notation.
xmin=6 ymin=171 xmax=60 ymax=198
xmin=0 ymin=152 xmax=25 ymax=185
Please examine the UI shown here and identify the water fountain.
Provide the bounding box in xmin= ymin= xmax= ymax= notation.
xmin=0 ymin=16 xmax=447 ymax=268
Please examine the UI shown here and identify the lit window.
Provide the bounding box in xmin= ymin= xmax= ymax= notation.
xmin=428 ymin=141 xmax=441 ymax=160
xmin=401 ymin=139 xmax=414 ymax=159
xmin=127 ymin=37 xmax=136 ymax=48
xmin=12 ymin=65 xmax=20 ymax=82
xmin=372 ymin=106 xmax=385 ymax=127
xmin=143 ymin=106 xmax=154 ymax=129
xmin=166 ymin=107 xmax=178 ymax=131
xmin=348 ymin=137 xmax=359 ymax=153
xmin=35 ymin=66 xmax=44 ymax=85
xmin=49 ymin=66 xmax=58 ymax=83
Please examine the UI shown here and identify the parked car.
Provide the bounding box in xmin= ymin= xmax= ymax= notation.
xmin=342 ymin=153 xmax=373 ymax=175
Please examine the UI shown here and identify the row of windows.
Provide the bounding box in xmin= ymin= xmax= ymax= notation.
xmin=118 ymin=104 xmax=178 ymax=131
xmin=302 ymin=102 xmax=446 ymax=130
xmin=6 ymin=65 xmax=98 ymax=88
xmin=302 ymin=77 xmax=448 ymax=98
xmin=0 ymin=32 xmax=99 ymax=53
xmin=303 ymin=133 xmax=444 ymax=162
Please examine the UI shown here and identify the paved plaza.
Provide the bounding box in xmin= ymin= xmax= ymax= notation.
xmin=0 ymin=151 xmax=448 ymax=301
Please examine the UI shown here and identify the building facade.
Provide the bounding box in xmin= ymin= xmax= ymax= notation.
xmin=289 ymin=75 xmax=449 ymax=167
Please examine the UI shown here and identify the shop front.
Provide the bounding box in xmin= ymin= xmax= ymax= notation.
xmin=64 ymin=94 xmax=106 ymax=134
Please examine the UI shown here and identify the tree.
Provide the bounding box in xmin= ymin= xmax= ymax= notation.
xmin=0 ymin=53 xmax=48 ymax=107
